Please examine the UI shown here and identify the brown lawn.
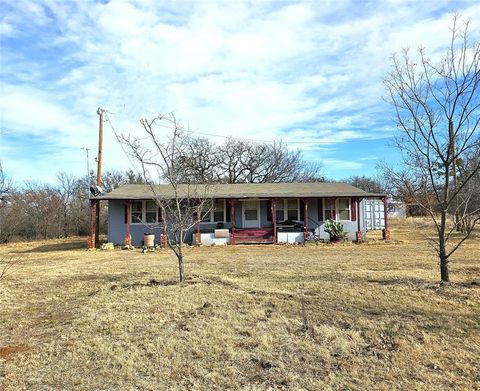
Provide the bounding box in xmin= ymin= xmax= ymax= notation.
xmin=0 ymin=219 xmax=479 ymax=390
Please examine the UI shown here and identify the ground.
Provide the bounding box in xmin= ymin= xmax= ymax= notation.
xmin=0 ymin=219 xmax=479 ymax=390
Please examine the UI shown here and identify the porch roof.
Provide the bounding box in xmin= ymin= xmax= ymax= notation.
xmin=93 ymin=182 xmax=385 ymax=200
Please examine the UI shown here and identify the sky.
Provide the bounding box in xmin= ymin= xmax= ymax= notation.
xmin=1 ymin=0 xmax=479 ymax=185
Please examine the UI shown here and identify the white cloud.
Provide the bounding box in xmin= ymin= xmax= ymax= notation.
xmin=1 ymin=0 xmax=479 ymax=182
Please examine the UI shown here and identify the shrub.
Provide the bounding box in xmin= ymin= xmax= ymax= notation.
xmin=324 ymin=219 xmax=345 ymax=242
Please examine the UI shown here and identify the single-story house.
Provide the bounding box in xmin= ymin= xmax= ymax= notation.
xmin=89 ymin=182 xmax=389 ymax=247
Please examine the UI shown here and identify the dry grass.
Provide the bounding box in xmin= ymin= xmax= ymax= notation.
xmin=0 ymin=218 xmax=479 ymax=390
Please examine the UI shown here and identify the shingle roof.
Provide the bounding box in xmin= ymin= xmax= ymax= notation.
xmin=93 ymin=182 xmax=384 ymax=200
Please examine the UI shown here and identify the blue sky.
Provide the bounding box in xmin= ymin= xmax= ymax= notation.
xmin=1 ymin=0 xmax=479 ymax=184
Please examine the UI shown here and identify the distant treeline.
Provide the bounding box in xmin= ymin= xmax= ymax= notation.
xmin=0 ymin=169 xmax=145 ymax=243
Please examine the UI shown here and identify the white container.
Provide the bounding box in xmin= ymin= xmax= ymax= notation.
xmin=144 ymin=233 xmax=155 ymax=247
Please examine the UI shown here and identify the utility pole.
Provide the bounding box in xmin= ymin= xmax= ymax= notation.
xmin=95 ymin=108 xmax=105 ymax=247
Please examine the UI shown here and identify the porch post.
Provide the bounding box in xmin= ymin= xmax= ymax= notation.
xmin=88 ymin=200 xmax=96 ymax=249
xmin=230 ymin=200 xmax=236 ymax=245
xmin=124 ymin=200 xmax=132 ymax=246
xmin=355 ymin=198 xmax=363 ymax=242
xmin=272 ymin=199 xmax=277 ymax=244
xmin=303 ymin=198 xmax=309 ymax=241
xmin=382 ymin=196 xmax=390 ymax=240
xmin=330 ymin=198 xmax=335 ymax=220
xmin=196 ymin=204 xmax=201 ymax=246
xmin=160 ymin=220 xmax=167 ymax=248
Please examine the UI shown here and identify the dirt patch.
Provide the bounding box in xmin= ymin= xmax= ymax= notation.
xmin=367 ymin=277 xmax=437 ymax=289
xmin=114 ymin=278 xmax=178 ymax=290
xmin=0 ymin=345 xmax=30 ymax=360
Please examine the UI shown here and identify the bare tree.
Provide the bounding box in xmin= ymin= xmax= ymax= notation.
xmin=384 ymin=15 xmax=480 ymax=282
xmin=177 ymin=137 xmax=218 ymax=183
xmin=0 ymin=161 xmax=12 ymax=208
xmin=216 ymin=137 xmax=251 ymax=183
xmin=344 ymin=175 xmax=384 ymax=194
xmin=119 ymin=113 xmax=213 ymax=282
xmin=215 ymin=138 xmax=324 ymax=183
xmin=57 ymin=172 xmax=76 ymax=237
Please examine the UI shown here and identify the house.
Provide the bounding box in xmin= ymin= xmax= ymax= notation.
xmin=89 ymin=182 xmax=388 ymax=247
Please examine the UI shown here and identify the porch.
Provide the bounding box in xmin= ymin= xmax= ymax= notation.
xmin=91 ymin=182 xmax=391 ymax=247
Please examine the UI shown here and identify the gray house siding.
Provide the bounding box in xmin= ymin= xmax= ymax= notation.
xmin=307 ymin=198 xmax=364 ymax=242
xmin=107 ymin=197 xmax=368 ymax=246
xmin=108 ymin=200 xmax=165 ymax=245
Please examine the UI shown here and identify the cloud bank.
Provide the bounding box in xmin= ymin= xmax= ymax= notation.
xmin=1 ymin=0 xmax=479 ymax=182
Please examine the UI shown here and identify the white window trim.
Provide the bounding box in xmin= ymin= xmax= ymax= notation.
xmin=275 ymin=198 xmax=300 ymax=222
xmin=201 ymin=199 xmax=226 ymax=224
xmin=131 ymin=200 xmax=161 ymax=225
xmin=322 ymin=198 xmax=351 ymax=221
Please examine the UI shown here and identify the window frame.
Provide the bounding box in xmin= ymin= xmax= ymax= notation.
xmin=337 ymin=198 xmax=351 ymax=221
xmin=131 ymin=200 xmax=144 ymax=224
xmin=322 ymin=198 xmax=351 ymax=221
xmin=212 ymin=199 xmax=226 ymax=223
xmin=200 ymin=199 xmax=226 ymax=224
xmin=275 ymin=198 xmax=300 ymax=222
xmin=131 ymin=200 xmax=161 ymax=224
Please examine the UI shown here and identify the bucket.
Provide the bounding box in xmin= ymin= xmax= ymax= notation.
xmin=144 ymin=233 xmax=155 ymax=247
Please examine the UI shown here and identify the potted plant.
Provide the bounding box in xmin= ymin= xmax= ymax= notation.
xmin=324 ymin=219 xmax=345 ymax=243
xmin=144 ymin=232 xmax=155 ymax=247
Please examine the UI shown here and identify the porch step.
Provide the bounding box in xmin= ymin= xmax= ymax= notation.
xmin=233 ymin=229 xmax=274 ymax=244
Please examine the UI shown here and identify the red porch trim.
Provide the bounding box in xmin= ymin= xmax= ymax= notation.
xmin=356 ymin=198 xmax=363 ymax=242
xmin=88 ymin=200 xmax=96 ymax=249
xmin=272 ymin=198 xmax=277 ymax=243
xmin=382 ymin=196 xmax=390 ymax=240
xmin=303 ymin=198 xmax=309 ymax=240
xmin=351 ymin=197 xmax=357 ymax=221
xmin=230 ymin=200 xmax=236 ymax=245
xmin=357 ymin=199 xmax=361 ymax=232
xmin=124 ymin=200 xmax=132 ymax=246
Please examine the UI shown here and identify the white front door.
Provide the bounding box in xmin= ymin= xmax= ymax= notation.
xmin=242 ymin=200 xmax=260 ymax=228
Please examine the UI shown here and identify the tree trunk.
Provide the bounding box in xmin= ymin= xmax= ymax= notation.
xmin=439 ymin=251 xmax=449 ymax=282
xmin=438 ymin=211 xmax=450 ymax=282
xmin=178 ymin=255 xmax=185 ymax=282
xmin=178 ymin=236 xmax=185 ymax=282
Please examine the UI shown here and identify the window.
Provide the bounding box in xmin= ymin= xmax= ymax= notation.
xmin=323 ymin=198 xmax=351 ymax=221
xmin=132 ymin=201 xmax=143 ymax=223
xmin=213 ymin=200 xmax=225 ymax=222
xmin=338 ymin=198 xmax=350 ymax=220
xmin=198 ymin=200 xmax=226 ymax=223
xmin=275 ymin=199 xmax=300 ymax=222
xmin=131 ymin=200 xmax=161 ymax=224
xmin=324 ymin=199 xmax=336 ymax=221
xmin=275 ymin=200 xmax=284 ymax=221
xmin=145 ymin=201 xmax=157 ymax=223
xmin=287 ymin=199 xmax=299 ymax=221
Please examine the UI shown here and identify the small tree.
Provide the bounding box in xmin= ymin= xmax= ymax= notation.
xmin=57 ymin=172 xmax=76 ymax=237
xmin=384 ymin=15 xmax=480 ymax=282
xmin=120 ymin=113 xmax=213 ymax=282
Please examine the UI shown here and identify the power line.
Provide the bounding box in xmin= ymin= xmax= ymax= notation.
xmin=107 ymin=112 xmax=328 ymax=146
